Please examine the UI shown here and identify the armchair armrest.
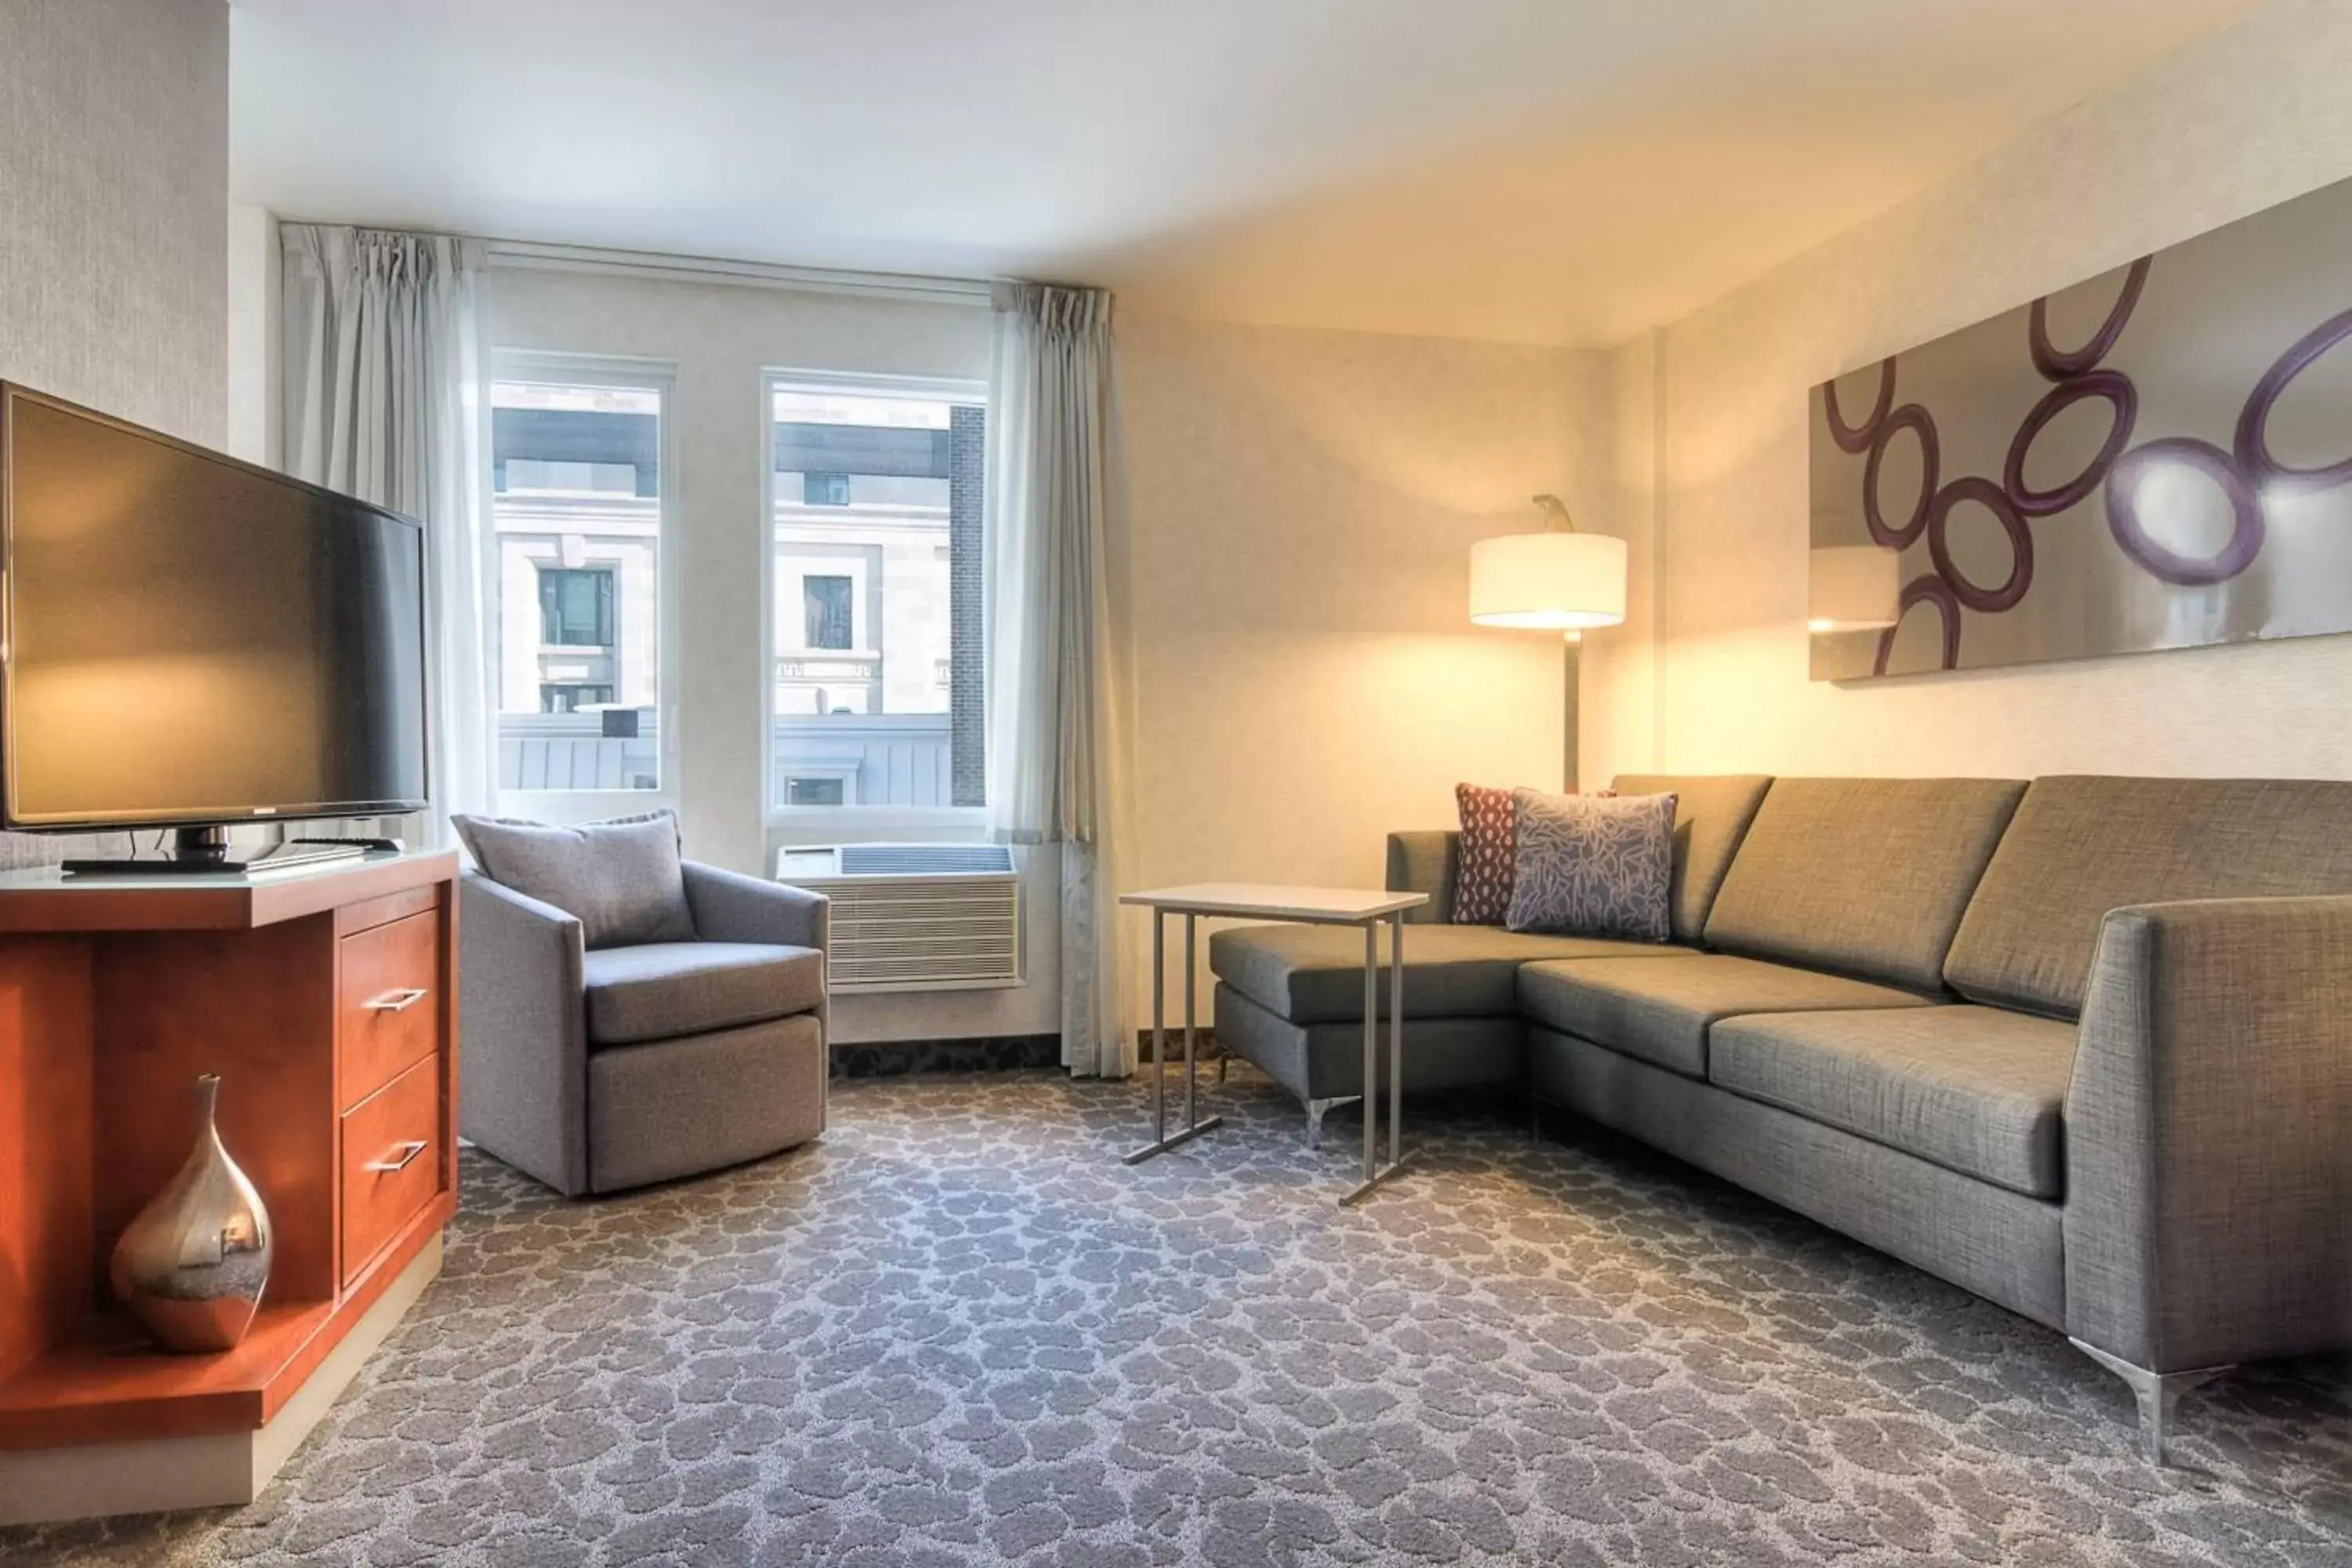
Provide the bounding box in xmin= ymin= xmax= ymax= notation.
xmin=2066 ymin=896 xmax=2352 ymax=1373
xmin=456 ymin=870 xmax=590 ymax=1196
xmin=682 ymin=861 xmax=829 ymax=951
xmin=1386 ymin=831 xmax=1458 ymax=925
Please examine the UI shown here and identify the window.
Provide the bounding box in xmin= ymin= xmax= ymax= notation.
xmin=804 ymin=575 xmax=854 ymax=651
xmin=493 ymin=368 xmax=669 ymax=797
xmin=539 ymin=568 xmax=614 ymax=647
xmin=768 ymin=374 xmax=985 ymax=815
xmin=540 ymin=683 xmax=615 ymax=713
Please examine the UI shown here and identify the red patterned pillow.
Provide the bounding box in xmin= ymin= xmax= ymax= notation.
xmin=1452 ymin=783 xmax=1518 ymax=924
xmin=1453 ymin=783 xmax=1616 ymax=924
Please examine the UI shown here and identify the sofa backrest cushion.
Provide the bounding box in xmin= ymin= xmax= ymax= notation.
xmin=1701 ymin=777 xmax=2025 ymax=991
xmin=1945 ymin=775 xmax=2352 ymax=1018
xmin=1611 ymin=774 xmax=1774 ymax=942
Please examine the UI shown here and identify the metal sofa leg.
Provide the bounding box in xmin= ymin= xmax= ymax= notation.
xmin=1305 ymin=1095 xmax=1361 ymax=1152
xmin=2070 ymin=1338 xmax=2232 ymax=1465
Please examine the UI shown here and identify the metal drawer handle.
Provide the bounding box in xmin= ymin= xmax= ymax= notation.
xmin=365 ymin=1139 xmax=429 ymax=1174
xmin=364 ymin=987 xmax=430 ymax=1013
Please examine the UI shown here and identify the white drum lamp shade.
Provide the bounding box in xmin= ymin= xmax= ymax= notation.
xmin=1469 ymin=531 xmax=1628 ymax=630
xmin=1806 ymin=544 xmax=1900 ymax=632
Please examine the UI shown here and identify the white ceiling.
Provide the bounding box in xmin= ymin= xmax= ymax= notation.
xmin=230 ymin=0 xmax=2261 ymax=347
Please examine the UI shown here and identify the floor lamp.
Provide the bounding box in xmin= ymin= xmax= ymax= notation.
xmin=1470 ymin=495 xmax=1628 ymax=791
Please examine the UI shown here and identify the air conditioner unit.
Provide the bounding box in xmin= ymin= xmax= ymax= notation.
xmin=773 ymin=843 xmax=1022 ymax=995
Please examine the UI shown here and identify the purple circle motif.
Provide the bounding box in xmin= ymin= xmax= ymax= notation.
xmin=1927 ymin=477 xmax=2034 ymax=612
xmin=1874 ymin=574 xmax=1962 ymax=676
xmin=1864 ymin=403 xmax=1939 ymax=550
xmin=2029 ymin=256 xmax=2151 ymax=382
xmin=1824 ymin=358 xmax=1895 ymax=454
xmin=2002 ymin=369 xmax=2137 ymax=517
xmin=2103 ymin=437 xmax=2263 ymax=586
xmin=2234 ymin=306 xmax=2352 ymax=491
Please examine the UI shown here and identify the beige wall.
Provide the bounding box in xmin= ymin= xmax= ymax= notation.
xmin=0 ymin=0 xmax=227 ymax=444
xmin=1640 ymin=0 xmax=2352 ymax=780
xmin=1116 ymin=313 xmax=1613 ymax=1007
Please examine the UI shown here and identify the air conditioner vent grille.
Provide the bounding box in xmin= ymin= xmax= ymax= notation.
xmin=837 ymin=844 xmax=1013 ymax=877
xmin=774 ymin=844 xmax=1022 ymax=993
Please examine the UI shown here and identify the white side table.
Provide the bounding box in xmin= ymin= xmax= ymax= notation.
xmin=1117 ymin=884 xmax=1428 ymax=1204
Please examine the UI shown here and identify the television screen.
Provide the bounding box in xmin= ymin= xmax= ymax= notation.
xmin=1 ymin=387 xmax=429 ymax=830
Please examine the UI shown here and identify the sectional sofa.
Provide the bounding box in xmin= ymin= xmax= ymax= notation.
xmin=1209 ymin=775 xmax=2352 ymax=1461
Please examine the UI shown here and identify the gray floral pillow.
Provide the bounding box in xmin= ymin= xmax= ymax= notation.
xmin=1504 ymin=789 xmax=1677 ymax=942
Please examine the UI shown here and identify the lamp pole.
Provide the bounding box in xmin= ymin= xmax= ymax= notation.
xmin=1563 ymin=631 xmax=1581 ymax=793
xmin=1534 ymin=494 xmax=1582 ymax=793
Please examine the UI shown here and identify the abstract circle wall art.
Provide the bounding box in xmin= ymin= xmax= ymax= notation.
xmin=1808 ymin=180 xmax=2352 ymax=681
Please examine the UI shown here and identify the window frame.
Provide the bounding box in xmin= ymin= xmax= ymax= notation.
xmin=760 ymin=366 xmax=987 ymax=833
xmin=492 ymin=349 xmax=681 ymax=823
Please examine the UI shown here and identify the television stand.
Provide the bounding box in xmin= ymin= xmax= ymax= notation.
xmin=0 ymin=851 xmax=459 ymax=1523
xmin=61 ymin=826 xmax=369 ymax=877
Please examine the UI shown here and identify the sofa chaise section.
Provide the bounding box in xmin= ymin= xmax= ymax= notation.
xmin=1208 ymin=775 xmax=1772 ymax=1141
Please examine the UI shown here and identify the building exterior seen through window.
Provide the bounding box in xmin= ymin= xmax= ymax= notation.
xmin=492 ymin=379 xmax=663 ymax=793
xmin=771 ymin=382 xmax=985 ymax=811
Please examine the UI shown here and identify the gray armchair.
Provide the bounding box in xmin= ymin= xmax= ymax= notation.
xmin=459 ymin=861 xmax=830 ymax=1196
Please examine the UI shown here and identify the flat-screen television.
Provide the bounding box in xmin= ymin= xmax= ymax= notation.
xmin=0 ymin=385 xmax=429 ymax=842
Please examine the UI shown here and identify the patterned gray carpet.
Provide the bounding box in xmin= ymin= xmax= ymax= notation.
xmin=8 ymin=1069 xmax=2349 ymax=1567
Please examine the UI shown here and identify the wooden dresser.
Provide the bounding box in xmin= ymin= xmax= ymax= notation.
xmin=0 ymin=851 xmax=459 ymax=1523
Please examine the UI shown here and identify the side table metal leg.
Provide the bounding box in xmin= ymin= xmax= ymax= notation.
xmin=1183 ymin=913 xmax=1197 ymax=1130
xmin=1342 ymin=914 xmax=1410 ymax=1205
xmin=1127 ymin=906 xmax=1223 ymax=1163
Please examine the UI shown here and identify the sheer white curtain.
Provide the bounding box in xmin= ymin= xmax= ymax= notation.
xmin=280 ymin=225 xmax=494 ymax=841
xmin=985 ymin=281 xmax=1138 ymax=1078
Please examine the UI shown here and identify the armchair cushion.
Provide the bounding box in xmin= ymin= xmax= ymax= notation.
xmin=583 ymin=940 xmax=825 ymax=1047
xmin=452 ymin=810 xmax=695 ymax=949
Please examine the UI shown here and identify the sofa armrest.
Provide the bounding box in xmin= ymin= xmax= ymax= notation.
xmin=682 ymin=861 xmax=829 ymax=952
xmin=2066 ymin=896 xmax=2352 ymax=1372
xmin=1386 ymin=831 xmax=1459 ymax=925
xmin=457 ymin=870 xmax=590 ymax=1196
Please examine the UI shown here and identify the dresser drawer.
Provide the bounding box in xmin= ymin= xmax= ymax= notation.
xmin=340 ymin=1054 xmax=443 ymax=1287
xmin=339 ymin=909 xmax=441 ymax=1110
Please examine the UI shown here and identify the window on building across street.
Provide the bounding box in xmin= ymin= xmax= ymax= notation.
xmin=768 ymin=375 xmax=985 ymax=815
xmin=539 ymin=568 xmax=615 ymax=647
xmin=540 ymin=683 xmax=615 ymax=713
xmin=493 ymin=370 xmax=668 ymax=796
xmin=804 ymin=575 xmax=854 ymax=651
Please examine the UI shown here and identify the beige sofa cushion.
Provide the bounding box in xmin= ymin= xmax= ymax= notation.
xmin=1711 ymin=1006 xmax=2076 ymax=1198
xmin=1515 ymin=953 xmax=1933 ymax=1079
xmin=1700 ymin=778 xmax=2024 ymax=993
xmin=1944 ymin=775 xmax=2352 ymax=1018
xmin=1611 ymin=774 xmax=1773 ymax=942
xmin=1209 ymin=922 xmax=1691 ymax=1025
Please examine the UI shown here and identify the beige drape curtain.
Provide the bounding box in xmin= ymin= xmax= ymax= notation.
xmin=984 ymin=281 xmax=1138 ymax=1078
xmin=279 ymin=224 xmax=494 ymax=841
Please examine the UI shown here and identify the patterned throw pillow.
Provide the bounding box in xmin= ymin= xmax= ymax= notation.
xmin=1452 ymin=782 xmax=1518 ymax=924
xmin=1504 ymin=789 xmax=1678 ymax=942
